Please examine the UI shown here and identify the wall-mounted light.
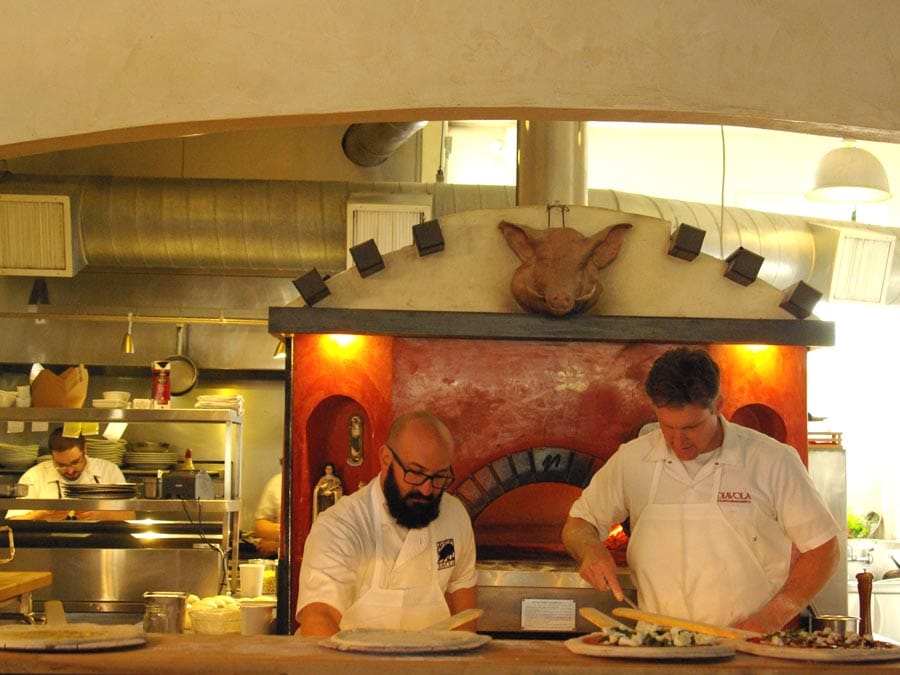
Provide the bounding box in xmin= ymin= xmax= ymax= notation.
xmin=806 ymin=140 xmax=892 ymax=209
xmin=349 ymin=238 xmax=385 ymax=278
xmin=413 ymin=219 xmax=445 ymax=256
xmin=723 ymin=247 xmax=764 ymax=285
xmin=779 ymin=281 xmax=824 ymax=319
xmin=121 ymin=312 xmax=135 ymax=354
xmin=293 ymin=269 xmax=331 ymax=306
xmin=667 ymin=223 xmax=705 ymax=261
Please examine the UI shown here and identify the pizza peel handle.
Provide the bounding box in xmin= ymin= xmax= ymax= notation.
xmin=579 ymin=607 xmax=630 ymax=630
xmin=424 ymin=608 xmax=483 ymax=631
xmin=611 ymin=607 xmax=761 ymax=640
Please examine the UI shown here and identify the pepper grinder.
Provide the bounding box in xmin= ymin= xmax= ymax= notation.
xmin=856 ymin=569 xmax=874 ymax=637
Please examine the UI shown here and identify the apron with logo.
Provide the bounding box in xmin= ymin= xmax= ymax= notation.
xmin=627 ymin=457 xmax=778 ymax=626
xmin=339 ymin=484 xmax=450 ymax=630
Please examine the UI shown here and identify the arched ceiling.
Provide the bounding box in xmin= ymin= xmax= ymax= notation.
xmin=2 ymin=1 xmax=899 ymax=159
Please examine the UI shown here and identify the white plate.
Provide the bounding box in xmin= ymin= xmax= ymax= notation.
xmin=735 ymin=638 xmax=900 ymax=662
xmin=565 ymin=633 xmax=735 ymax=660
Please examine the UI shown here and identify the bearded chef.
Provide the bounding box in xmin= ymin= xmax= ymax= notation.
xmin=562 ymin=347 xmax=841 ymax=634
xmin=296 ymin=411 xmax=477 ymax=636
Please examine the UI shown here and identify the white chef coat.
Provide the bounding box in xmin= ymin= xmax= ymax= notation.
xmin=254 ymin=472 xmax=282 ymax=523
xmin=5 ymin=456 xmax=129 ymax=519
xmin=297 ymin=477 xmax=477 ymax=629
xmin=569 ymin=416 xmax=840 ymax=624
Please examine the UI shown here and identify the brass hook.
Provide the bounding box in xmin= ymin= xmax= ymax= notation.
xmin=546 ymin=203 xmax=570 ymax=228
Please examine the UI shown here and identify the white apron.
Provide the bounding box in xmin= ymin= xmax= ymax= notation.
xmin=339 ymin=484 xmax=450 ymax=630
xmin=627 ymin=457 xmax=778 ymax=626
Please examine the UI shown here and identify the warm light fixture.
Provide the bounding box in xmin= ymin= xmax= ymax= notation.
xmin=273 ymin=338 xmax=286 ymax=359
xmin=806 ymin=140 xmax=892 ymax=207
xmin=120 ymin=312 xmax=135 ymax=354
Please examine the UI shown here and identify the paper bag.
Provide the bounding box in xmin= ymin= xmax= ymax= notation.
xmin=30 ymin=365 xmax=89 ymax=408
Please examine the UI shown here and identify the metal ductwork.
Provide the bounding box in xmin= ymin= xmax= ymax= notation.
xmin=1 ymin=173 xmax=897 ymax=304
xmin=342 ymin=121 xmax=428 ymax=167
xmin=516 ymin=121 xmax=588 ymax=207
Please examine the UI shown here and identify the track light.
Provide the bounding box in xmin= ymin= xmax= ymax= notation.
xmin=413 ymin=219 xmax=445 ymax=256
xmin=273 ymin=338 xmax=286 ymax=359
xmin=349 ymin=239 xmax=385 ymax=278
xmin=667 ymin=223 xmax=705 ymax=261
xmin=779 ymin=281 xmax=823 ymax=319
xmin=292 ymin=269 xmax=331 ymax=306
xmin=121 ymin=312 xmax=135 ymax=354
xmin=28 ymin=278 xmax=50 ymax=305
xmin=723 ymin=247 xmax=764 ymax=286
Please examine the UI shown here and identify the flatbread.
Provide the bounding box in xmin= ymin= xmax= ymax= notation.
xmin=565 ymin=633 xmax=735 ymax=660
xmin=735 ymin=638 xmax=900 ymax=662
xmin=0 ymin=623 xmax=146 ymax=652
xmin=321 ymin=628 xmax=491 ymax=654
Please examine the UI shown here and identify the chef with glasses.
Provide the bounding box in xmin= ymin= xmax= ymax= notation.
xmin=5 ymin=427 xmax=134 ymax=521
xmin=297 ymin=411 xmax=478 ymax=636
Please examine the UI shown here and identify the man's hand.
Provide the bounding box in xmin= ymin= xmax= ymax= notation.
xmin=562 ymin=516 xmax=625 ymax=600
xmin=297 ymin=602 xmax=342 ymax=637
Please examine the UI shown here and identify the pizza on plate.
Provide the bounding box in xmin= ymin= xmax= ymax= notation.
xmin=583 ymin=622 xmax=720 ymax=648
xmin=748 ymin=628 xmax=897 ymax=650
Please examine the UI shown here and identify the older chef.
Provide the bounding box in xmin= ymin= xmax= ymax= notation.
xmin=296 ymin=411 xmax=477 ymax=636
xmin=562 ymin=347 xmax=840 ymax=633
xmin=5 ymin=427 xmax=135 ymax=521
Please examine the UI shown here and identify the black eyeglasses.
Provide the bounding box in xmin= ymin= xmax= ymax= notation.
xmin=387 ymin=445 xmax=454 ymax=490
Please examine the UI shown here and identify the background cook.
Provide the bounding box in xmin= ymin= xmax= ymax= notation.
xmin=562 ymin=347 xmax=840 ymax=633
xmin=5 ymin=427 xmax=135 ymax=521
xmin=296 ymin=410 xmax=477 ymax=636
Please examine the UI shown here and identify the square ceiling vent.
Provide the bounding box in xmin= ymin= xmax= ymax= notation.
xmin=0 ymin=189 xmax=85 ymax=277
xmin=346 ymin=193 xmax=432 ymax=269
xmin=808 ymin=222 xmax=895 ymax=304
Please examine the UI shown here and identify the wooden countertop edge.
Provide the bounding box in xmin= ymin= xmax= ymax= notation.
xmin=0 ymin=634 xmax=894 ymax=674
xmin=0 ymin=571 xmax=53 ymax=602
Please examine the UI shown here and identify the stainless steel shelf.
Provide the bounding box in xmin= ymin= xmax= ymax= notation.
xmin=0 ymin=408 xmax=241 ymax=424
xmin=0 ymin=498 xmax=240 ymax=512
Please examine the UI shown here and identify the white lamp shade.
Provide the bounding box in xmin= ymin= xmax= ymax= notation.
xmin=806 ymin=144 xmax=892 ymax=203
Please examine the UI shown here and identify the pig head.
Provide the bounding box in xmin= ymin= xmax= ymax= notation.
xmin=499 ymin=221 xmax=632 ymax=317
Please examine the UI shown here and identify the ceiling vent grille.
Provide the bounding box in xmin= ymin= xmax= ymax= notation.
xmin=346 ymin=193 xmax=432 ymax=268
xmin=0 ymin=190 xmax=84 ymax=277
xmin=808 ymin=222 xmax=895 ymax=304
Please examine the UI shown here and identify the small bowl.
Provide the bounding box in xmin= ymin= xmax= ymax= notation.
xmin=0 ymin=391 xmax=17 ymax=407
xmin=813 ymin=614 xmax=859 ymax=636
xmin=102 ymin=391 xmax=131 ymax=402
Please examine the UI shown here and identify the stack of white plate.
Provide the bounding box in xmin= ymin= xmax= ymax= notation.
xmin=62 ymin=483 xmax=138 ymax=499
xmin=124 ymin=448 xmax=178 ymax=470
xmin=85 ymin=438 xmax=127 ymax=466
xmin=0 ymin=442 xmax=40 ymax=470
xmin=195 ymin=394 xmax=244 ymax=415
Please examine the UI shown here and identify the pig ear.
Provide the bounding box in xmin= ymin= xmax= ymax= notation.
xmin=499 ymin=220 xmax=540 ymax=262
xmin=587 ymin=222 xmax=632 ymax=268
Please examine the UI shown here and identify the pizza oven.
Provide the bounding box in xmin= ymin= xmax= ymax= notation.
xmin=272 ymin=309 xmax=821 ymax=636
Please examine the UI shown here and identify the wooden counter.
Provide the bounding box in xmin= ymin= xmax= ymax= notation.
xmin=1 ymin=634 xmax=898 ymax=674
xmin=0 ymin=572 xmax=52 ymax=604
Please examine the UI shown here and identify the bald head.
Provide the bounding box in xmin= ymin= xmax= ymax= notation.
xmin=381 ymin=411 xmax=454 ymax=483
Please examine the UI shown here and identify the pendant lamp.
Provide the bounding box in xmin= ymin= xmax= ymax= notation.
xmin=806 ymin=140 xmax=892 ymax=205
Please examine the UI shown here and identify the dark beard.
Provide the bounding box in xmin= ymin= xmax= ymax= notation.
xmin=383 ymin=468 xmax=442 ymax=529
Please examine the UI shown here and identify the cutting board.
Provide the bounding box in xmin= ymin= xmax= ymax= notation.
xmin=735 ymin=638 xmax=900 ymax=662
xmin=320 ymin=628 xmax=491 ymax=654
xmin=565 ymin=633 xmax=735 ymax=660
xmin=0 ymin=572 xmax=53 ymax=604
xmin=0 ymin=623 xmax=146 ymax=652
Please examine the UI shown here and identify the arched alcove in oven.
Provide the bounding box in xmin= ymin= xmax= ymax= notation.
xmin=454 ymin=447 xmax=604 ymax=561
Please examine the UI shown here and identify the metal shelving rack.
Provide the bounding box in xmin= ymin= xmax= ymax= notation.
xmin=0 ymin=407 xmax=243 ymax=585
